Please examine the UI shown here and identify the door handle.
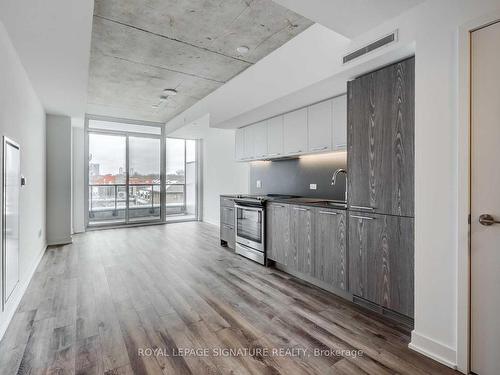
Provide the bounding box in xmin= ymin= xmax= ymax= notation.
xmin=479 ymin=214 xmax=500 ymax=226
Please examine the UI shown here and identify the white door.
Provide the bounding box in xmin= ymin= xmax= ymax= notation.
xmin=283 ymin=108 xmax=308 ymax=155
xmin=307 ymin=99 xmax=332 ymax=153
xmin=267 ymin=116 xmax=284 ymax=157
xmin=3 ymin=137 xmax=20 ymax=305
xmin=471 ymin=20 xmax=500 ymax=375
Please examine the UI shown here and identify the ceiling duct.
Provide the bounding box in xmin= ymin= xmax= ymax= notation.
xmin=342 ymin=30 xmax=398 ymax=64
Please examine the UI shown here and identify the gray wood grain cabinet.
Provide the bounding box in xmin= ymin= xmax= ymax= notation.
xmin=314 ymin=208 xmax=347 ymax=291
xmin=348 ymin=212 xmax=414 ymax=317
xmin=289 ymin=205 xmax=314 ymax=274
xmin=220 ymin=196 xmax=235 ymax=249
xmin=347 ymin=57 xmax=415 ymax=217
xmin=266 ymin=203 xmax=289 ymax=264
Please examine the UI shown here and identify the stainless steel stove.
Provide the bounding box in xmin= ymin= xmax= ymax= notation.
xmin=233 ymin=194 xmax=298 ymax=265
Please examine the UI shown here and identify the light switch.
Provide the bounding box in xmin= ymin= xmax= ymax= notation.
xmin=309 ymin=184 xmax=317 ymax=190
xmin=256 ymin=180 xmax=262 ymax=188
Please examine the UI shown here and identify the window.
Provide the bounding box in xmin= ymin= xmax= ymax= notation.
xmin=87 ymin=118 xmax=199 ymax=227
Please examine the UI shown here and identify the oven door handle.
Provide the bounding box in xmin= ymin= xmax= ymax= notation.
xmin=235 ymin=204 xmax=264 ymax=212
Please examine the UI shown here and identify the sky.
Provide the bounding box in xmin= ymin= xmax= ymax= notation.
xmin=89 ymin=134 xmax=191 ymax=176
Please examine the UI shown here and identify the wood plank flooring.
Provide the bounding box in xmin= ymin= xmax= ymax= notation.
xmin=0 ymin=222 xmax=458 ymax=374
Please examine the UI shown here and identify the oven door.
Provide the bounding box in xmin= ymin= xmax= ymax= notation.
xmin=235 ymin=204 xmax=265 ymax=252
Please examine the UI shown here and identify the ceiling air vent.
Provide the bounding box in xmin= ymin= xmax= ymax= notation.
xmin=342 ymin=30 xmax=398 ymax=64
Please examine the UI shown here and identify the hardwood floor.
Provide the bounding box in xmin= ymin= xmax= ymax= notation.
xmin=0 ymin=222 xmax=458 ymax=375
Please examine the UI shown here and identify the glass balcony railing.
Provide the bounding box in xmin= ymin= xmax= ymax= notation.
xmin=88 ymin=183 xmax=189 ymax=224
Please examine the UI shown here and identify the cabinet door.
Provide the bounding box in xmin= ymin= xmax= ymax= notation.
xmin=308 ymin=100 xmax=333 ymax=153
xmin=267 ymin=116 xmax=284 ymax=157
xmin=283 ymin=108 xmax=308 ymax=155
xmin=348 ymin=58 xmax=414 ymax=216
xmin=289 ymin=205 xmax=314 ymax=274
xmin=253 ymin=121 xmax=268 ymax=159
xmin=235 ymin=128 xmax=245 ymax=161
xmin=332 ymin=94 xmax=347 ymax=151
xmin=314 ymin=208 xmax=347 ymax=290
xmin=348 ymin=212 xmax=414 ymax=317
xmin=243 ymin=126 xmax=255 ymax=159
xmin=266 ymin=203 xmax=289 ymax=264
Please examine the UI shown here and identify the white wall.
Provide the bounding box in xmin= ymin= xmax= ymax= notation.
xmin=170 ymin=115 xmax=250 ymax=225
xmin=0 ymin=21 xmax=46 ymax=338
xmin=71 ymin=119 xmax=85 ymax=233
xmin=46 ymin=115 xmax=72 ymax=245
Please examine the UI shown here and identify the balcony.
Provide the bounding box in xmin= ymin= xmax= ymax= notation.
xmin=88 ymin=184 xmax=193 ymax=225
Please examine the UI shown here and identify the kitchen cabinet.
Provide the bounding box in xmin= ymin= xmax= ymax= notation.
xmin=220 ymin=196 xmax=236 ymax=249
xmin=253 ymin=120 xmax=268 ymax=159
xmin=283 ymin=108 xmax=308 ymax=155
xmin=332 ymin=95 xmax=347 ymax=151
xmin=348 ymin=57 xmax=414 ymax=216
xmin=289 ymin=205 xmax=314 ymax=274
xmin=266 ymin=203 xmax=289 ymax=264
xmin=235 ymin=128 xmax=245 ymax=161
xmin=308 ymin=99 xmax=333 ymax=153
xmin=348 ymin=212 xmax=414 ymax=317
xmin=243 ymin=126 xmax=255 ymax=160
xmin=267 ymin=116 xmax=284 ymax=157
xmin=314 ymin=208 xmax=347 ymax=291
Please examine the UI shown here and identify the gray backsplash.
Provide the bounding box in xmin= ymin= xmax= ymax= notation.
xmin=249 ymin=152 xmax=347 ymax=200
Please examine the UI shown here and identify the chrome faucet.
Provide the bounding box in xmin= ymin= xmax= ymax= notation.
xmin=331 ymin=169 xmax=348 ymax=202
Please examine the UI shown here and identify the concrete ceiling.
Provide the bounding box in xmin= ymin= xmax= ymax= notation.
xmin=0 ymin=0 xmax=94 ymax=117
xmin=272 ymin=0 xmax=425 ymax=38
xmin=87 ymin=0 xmax=313 ymax=123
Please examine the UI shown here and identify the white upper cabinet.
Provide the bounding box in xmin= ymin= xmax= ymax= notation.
xmin=283 ymin=108 xmax=308 ymax=155
xmin=235 ymin=128 xmax=245 ymax=161
xmin=267 ymin=116 xmax=284 ymax=157
xmin=253 ymin=120 xmax=268 ymax=159
xmin=243 ymin=126 xmax=255 ymax=159
xmin=234 ymin=94 xmax=346 ymax=161
xmin=308 ymin=99 xmax=333 ymax=153
xmin=332 ymin=94 xmax=347 ymax=150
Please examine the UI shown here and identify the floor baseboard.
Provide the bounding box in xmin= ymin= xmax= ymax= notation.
xmin=409 ymin=330 xmax=459 ymax=371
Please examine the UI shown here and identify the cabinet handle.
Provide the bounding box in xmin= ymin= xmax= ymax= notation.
xmin=293 ymin=207 xmax=309 ymax=211
xmin=319 ymin=211 xmax=339 ymax=215
xmin=224 ymin=207 xmax=234 ymax=211
xmin=311 ymin=146 xmax=328 ymax=151
xmin=288 ymin=150 xmax=302 ymax=154
xmin=267 ymin=152 xmax=281 ymax=156
xmin=350 ymin=205 xmax=375 ymax=211
xmin=335 ymin=143 xmax=347 ymax=148
xmin=351 ymin=215 xmax=375 ymax=221
xmin=272 ymin=204 xmax=286 ymax=208
xmin=222 ymin=224 xmax=234 ymax=229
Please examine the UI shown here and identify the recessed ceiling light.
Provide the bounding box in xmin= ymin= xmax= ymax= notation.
xmin=163 ymin=88 xmax=178 ymax=96
xmin=236 ymin=46 xmax=249 ymax=54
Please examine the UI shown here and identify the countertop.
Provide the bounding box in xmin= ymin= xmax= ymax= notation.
xmin=220 ymin=194 xmax=347 ymax=210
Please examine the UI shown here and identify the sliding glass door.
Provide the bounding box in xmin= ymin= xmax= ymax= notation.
xmin=88 ymin=133 xmax=127 ymax=225
xmin=128 ymin=136 xmax=161 ymax=222
xmin=86 ymin=117 xmax=199 ymax=228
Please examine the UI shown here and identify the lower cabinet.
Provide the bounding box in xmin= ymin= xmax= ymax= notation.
xmin=348 ymin=212 xmax=414 ymax=317
xmin=266 ymin=203 xmax=289 ymax=264
xmin=289 ymin=205 xmax=314 ymax=275
xmin=267 ymin=203 xmax=346 ymax=292
xmin=314 ymin=208 xmax=347 ymax=291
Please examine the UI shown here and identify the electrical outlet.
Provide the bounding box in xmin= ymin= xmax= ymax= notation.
xmin=309 ymin=184 xmax=317 ymax=190
xmin=256 ymin=180 xmax=262 ymax=188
